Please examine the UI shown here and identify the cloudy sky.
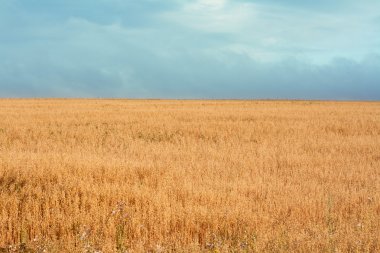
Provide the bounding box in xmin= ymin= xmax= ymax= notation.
xmin=1 ymin=0 xmax=380 ymax=99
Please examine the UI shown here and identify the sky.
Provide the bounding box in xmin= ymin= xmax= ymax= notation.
xmin=1 ymin=0 xmax=380 ymax=100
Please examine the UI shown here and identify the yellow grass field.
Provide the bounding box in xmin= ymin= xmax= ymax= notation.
xmin=0 ymin=99 xmax=379 ymax=252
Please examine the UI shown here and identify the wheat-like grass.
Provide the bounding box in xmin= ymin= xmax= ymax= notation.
xmin=0 ymin=99 xmax=379 ymax=252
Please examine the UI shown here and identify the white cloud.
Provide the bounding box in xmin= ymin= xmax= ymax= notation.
xmin=185 ymin=0 xmax=227 ymax=11
xmin=161 ymin=0 xmax=254 ymax=33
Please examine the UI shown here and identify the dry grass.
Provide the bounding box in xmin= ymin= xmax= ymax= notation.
xmin=0 ymin=99 xmax=379 ymax=252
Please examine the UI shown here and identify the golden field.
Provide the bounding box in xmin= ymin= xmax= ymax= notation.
xmin=0 ymin=99 xmax=379 ymax=252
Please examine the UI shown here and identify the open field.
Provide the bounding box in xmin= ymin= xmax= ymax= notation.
xmin=0 ymin=99 xmax=379 ymax=252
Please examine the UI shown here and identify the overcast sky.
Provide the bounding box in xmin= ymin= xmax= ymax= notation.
xmin=1 ymin=0 xmax=379 ymax=99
